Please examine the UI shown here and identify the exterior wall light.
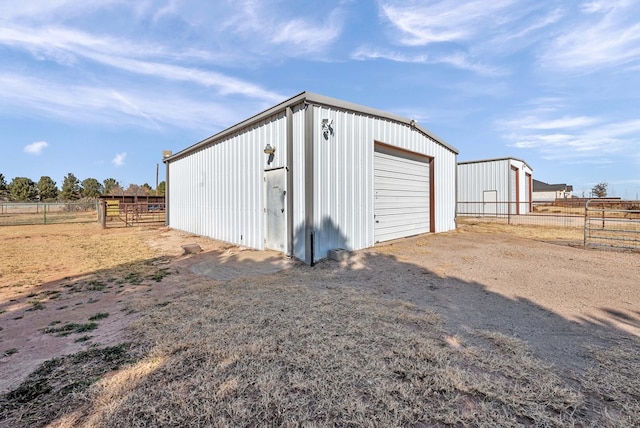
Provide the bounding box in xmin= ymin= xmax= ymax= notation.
xmin=263 ymin=143 xmax=276 ymax=154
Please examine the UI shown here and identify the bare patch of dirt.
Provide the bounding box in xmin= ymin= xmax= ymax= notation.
xmin=364 ymin=225 xmax=640 ymax=373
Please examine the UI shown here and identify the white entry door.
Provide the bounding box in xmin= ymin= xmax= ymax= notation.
xmin=483 ymin=190 xmax=497 ymax=216
xmin=264 ymin=168 xmax=287 ymax=252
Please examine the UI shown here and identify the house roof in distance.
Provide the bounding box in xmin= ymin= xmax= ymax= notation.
xmin=533 ymin=179 xmax=573 ymax=192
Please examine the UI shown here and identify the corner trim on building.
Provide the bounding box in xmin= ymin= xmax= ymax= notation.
xmin=304 ymin=103 xmax=315 ymax=265
xmin=286 ymin=106 xmax=294 ymax=257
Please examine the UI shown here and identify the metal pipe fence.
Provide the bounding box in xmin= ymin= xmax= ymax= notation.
xmin=457 ymin=201 xmax=584 ymax=228
xmin=0 ymin=202 xmax=99 ymax=226
xmin=99 ymin=200 xmax=166 ymax=228
xmin=584 ymin=200 xmax=640 ymax=250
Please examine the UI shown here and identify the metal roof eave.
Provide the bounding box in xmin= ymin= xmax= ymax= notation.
xmin=163 ymin=91 xmax=458 ymax=164
xmin=458 ymin=157 xmax=533 ymax=172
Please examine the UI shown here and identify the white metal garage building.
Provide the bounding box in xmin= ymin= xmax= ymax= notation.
xmin=457 ymin=157 xmax=533 ymax=217
xmin=163 ymin=92 xmax=458 ymax=265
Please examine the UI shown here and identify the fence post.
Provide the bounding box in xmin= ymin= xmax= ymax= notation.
xmin=101 ymin=199 xmax=107 ymax=229
xmin=584 ymin=200 xmax=589 ymax=246
xmin=43 ymin=204 xmax=47 ymax=225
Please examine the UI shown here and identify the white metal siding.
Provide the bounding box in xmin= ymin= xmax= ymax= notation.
xmin=374 ymin=145 xmax=430 ymax=242
xmin=168 ymin=112 xmax=287 ymax=250
xmin=167 ymin=97 xmax=457 ymax=264
xmin=533 ymin=191 xmax=558 ymax=202
xmin=457 ymin=159 xmax=510 ymax=215
xmin=312 ymin=105 xmax=456 ymax=260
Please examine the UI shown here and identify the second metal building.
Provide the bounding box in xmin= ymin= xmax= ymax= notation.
xmin=457 ymin=157 xmax=533 ymax=217
xmin=164 ymin=92 xmax=458 ymax=264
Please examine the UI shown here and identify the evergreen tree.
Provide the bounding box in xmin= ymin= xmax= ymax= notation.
xmin=81 ymin=178 xmax=103 ymax=199
xmin=0 ymin=173 xmax=8 ymax=200
xmin=157 ymin=181 xmax=166 ymax=196
xmin=103 ymin=178 xmax=119 ymax=195
xmin=37 ymin=176 xmax=59 ymax=201
xmin=60 ymin=173 xmax=81 ymax=201
xmin=8 ymin=177 xmax=38 ymax=201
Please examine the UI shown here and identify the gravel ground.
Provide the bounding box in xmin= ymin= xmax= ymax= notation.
xmin=343 ymin=226 xmax=640 ymax=374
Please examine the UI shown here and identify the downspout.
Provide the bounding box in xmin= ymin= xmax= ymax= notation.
xmin=286 ymin=106 xmax=294 ymax=257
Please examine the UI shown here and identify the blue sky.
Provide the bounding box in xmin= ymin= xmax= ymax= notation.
xmin=1 ymin=0 xmax=639 ymax=198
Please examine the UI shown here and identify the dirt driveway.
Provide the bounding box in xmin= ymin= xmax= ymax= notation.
xmin=359 ymin=228 xmax=640 ymax=374
xmin=1 ymin=222 xmax=639 ymax=397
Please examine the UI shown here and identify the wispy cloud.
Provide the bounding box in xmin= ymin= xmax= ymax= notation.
xmin=112 ymin=153 xmax=126 ymax=167
xmin=0 ymin=26 xmax=283 ymax=103
xmin=492 ymin=8 xmax=564 ymax=45
xmin=24 ymin=141 xmax=48 ymax=155
xmin=352 ymin=46 xmax=506 ymax=76
xmin=541 ymin=1 xmax=640 ymax=71
xmin=216 ymin=1 xmax=346 ymax=56
xmin=499 ymin=115 xmax=600 ymax=130
xmin=0 ymin=73 xmax=244 ymax=130
xmin=351 ymin=47 xmax=428 ymax=63
xmin=378 ymin=0 xmax=517 ymax=46
xmin=0 ymin=25 xmax=218 ymax=63
xmin=498 ymin=107 xmax=640 ymax=162
xmin=270 ymin=10 xmax=345 ymax=54
xmin=0 ymin=0 xmax=120 ymax=21
xmin=368 ymin=1 xmax=559 ymax=75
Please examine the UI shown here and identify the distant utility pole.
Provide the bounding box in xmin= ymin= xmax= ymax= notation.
xmin=155 ymin=163 xmax=159 ymax=196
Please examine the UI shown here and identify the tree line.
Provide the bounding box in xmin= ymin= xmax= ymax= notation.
xmin=0 ymin=173 xmax=165 ymax=202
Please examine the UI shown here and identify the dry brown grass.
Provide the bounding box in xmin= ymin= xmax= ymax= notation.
xmin=582 ymin=344 xmax=640 ymax=424
xmin=49 ymin=279 xmax=588 ymax=427
xmin=456 ymin=218 xmax=584 ymax=242
xmin=2 ymin=223 xmax=639 ymax=427
xmin=0 ymin=223 xmax=157 ymax=288
xmin=534 ymin=205 xmax=585 ymax=216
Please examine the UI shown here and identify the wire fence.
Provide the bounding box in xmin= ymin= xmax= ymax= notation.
xmin=0 ymin=202 xmax=99 ymax=226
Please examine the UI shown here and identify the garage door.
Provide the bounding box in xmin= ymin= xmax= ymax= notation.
xmin=374 ymin=144 xmax=431 ymax=243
